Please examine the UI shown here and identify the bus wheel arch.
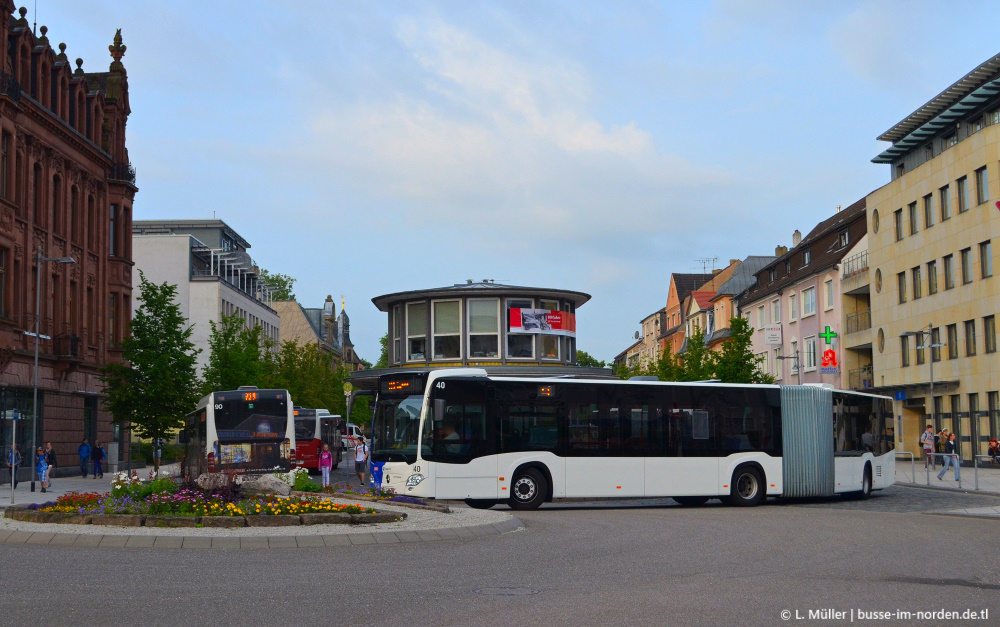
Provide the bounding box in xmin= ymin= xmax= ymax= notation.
xmin=508 ymin=463 xmax=550 ymax=511
xmin=846 ymin=463 xmax=873 ymax=500
xmin=728 ymin=463 xmax=766 ymax=507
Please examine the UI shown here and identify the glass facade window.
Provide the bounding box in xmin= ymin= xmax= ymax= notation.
xmin=985 ymin=315 xmax=997 ymax=354
xmin=894 ymin=209 xmax=903 ymax=241
xmin=957 ymin=176 xmax=968 ymax=213
xmin=432 ymin=300 xmax=461 ymax=360
xmin=923 ymin=194 xmax=934 ymax=228
xmin=911 ymin=267 xmax=921 ymax=299
xmin=940 ymin=185 xmax=951 ymax=221
xmin=900 ymin=335 xmax=909 ymax=367
xmin=944 ymin=255 xmax=955 ymax=289
xmin=908 ymin=201 xmax=918 ymax=235
xmin=965 ymin=320 xmax=976 ymax=356
xmin=931 ymin=327 xmax=942 ymax=362
xmin=976 ymin=167 xmax=989 ymax=205
xmin=961 ymin=248 xmax=973 ymax=284
xmin=981 ymin=240 xmax=993 ymax=278
xmin=947 ymin=324 xmax=958 ymax=359
xmin=927 ymin=260 xmax=938 ymax=294
xmin=467 ymin=298 xmax=500 ymax=359
xmin=406 ymin=301 xmax=427 ymax=361
xmin=897 ymin=272 xmax=906 ymax=304
xmin=506 ymin=299 xmax=534 ymax=359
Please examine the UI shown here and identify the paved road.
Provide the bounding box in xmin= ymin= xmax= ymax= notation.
xmin=0 ymin=485 xmax=997 ymax=625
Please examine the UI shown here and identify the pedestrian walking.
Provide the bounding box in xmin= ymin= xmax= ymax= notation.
xmin=920 ymin=424 xmax=935 ymax=469
xmin=937 ymin=432 xmax=960 ymax=482
xmin=354 ymin=436 xmax=369 ymax=487
xmin=78 ymin=438 xmax=91 ymax=478
xmin=92 ymin=441 xmax=106 ymax=479
xmin=44 ymin=443 xmax=57 ymax=488
xmin=36 ymin=447 xmax=48 ymax=493
xmin=319 ymin=443 xmax=334 ymax=488
xmin=6 ymin=444 xmax=21 ymax=489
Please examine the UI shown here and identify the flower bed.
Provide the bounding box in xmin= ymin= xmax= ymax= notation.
xmin=14 ymin=470 xmax=394 ymax=526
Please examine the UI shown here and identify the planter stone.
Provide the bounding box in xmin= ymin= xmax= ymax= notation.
xmin=299 ymin=512 xmax=351 ymax=525
xmin=246 ymin=514 xmax=300 ymax=527
xmin=351 ymin=512 xmax=404 ymax=524
xmin=241 ymin=474 xmax=292 ymax=496
xmin=145 ymin=515 xmax=201 ymax=528
xmin=23 ymin=511 xmax=54 ymax=523
xmin=47 ymin=513 xmax=92 ymax=525
xmin=90 ymin=514 xmax=144 ymax=527
xmin=196 ymin=473 xmax=232 ymax=491
xmin=202 ymin=516 xmax=246 ymax=528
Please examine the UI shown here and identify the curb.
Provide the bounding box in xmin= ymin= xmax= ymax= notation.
xmin=0 ymin=515 xmax=524 ymax=549
xmin=894 ymin=482 xmax=1000 ymax=497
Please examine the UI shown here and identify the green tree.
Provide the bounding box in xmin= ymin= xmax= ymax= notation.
xmin=101 ymin=273 xmax=200 ymax=474
xmin=713 ymin=317 xmax=774 ymax=384
xmin=201 ymin=313 xmax=266 ymax=394
xmin=675 ymin=328 xmax=716 ymax=381
xmin=576 ymin=350 xmax=607 ymax=368
xmin=373 ymin=333 xmax=389 ymax=369
xmin=259 ymin=269 xmax=296 ymax=301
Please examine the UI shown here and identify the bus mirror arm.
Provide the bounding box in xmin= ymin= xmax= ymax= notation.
xmin=433 ymin=399 xmax=446 ymax=423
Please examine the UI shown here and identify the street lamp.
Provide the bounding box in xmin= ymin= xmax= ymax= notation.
xmin=776 ymin=350 xmax=801 ymax=385
xmin=29 ymin=247 xmax=75 ymax=492
xmin=902 ymin=324 xmax=944 ymax=433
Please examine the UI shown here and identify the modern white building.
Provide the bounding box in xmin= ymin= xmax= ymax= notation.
xmin=131 ymin=219 xmax=280 ymax=373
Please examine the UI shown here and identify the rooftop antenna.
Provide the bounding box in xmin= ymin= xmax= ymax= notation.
xmin=696 ymin=257 xmax=718 ymax=273
xmin=32 ymin=0 xmax=36 ymax=36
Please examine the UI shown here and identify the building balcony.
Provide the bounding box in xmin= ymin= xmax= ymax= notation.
xmin=109 ymin=162 xmax=136 ymax=185
xmin=842 ymin=309 xmax=872 ymax=349
xmin=848 ymin=366 xmax=874 ymax=390
xmin=840 ymin=250 xmax=869 ymax=295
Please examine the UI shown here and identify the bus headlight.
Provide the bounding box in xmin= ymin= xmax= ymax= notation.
xmin=406 ymin=473 xmax=425 ymax=487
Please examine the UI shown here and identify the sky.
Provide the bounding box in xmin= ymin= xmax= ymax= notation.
xmin=31 ymin=0 xmax=1000 ymax=364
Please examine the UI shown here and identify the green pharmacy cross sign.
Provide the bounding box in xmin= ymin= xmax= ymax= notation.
xmin=819 ymin=326 xmax=838 ymax=345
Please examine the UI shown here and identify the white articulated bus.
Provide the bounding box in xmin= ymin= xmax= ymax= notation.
xmin=368 ymin=369 xmax=895 ymax=510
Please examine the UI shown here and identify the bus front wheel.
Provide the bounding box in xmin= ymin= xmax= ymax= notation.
xmin=508 ymin=468 xmax=546 ymax=511
xmin=728 ymin=467 xmax=764 ymax=507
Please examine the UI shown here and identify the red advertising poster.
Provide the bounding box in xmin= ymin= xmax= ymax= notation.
xmin=509 ymin=308 xmax=576 ymax=337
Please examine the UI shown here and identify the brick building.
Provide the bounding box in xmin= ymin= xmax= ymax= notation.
xmin=0 ymin=3 xmax=136 ymax=473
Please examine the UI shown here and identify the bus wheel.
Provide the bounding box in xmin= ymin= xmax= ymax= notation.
xmin=465 ymin=499 xmax=496 ymax=510
xmin=846 ymin=466 xmax=873 ymax=500
xmin=728 ymin=467 xmax=764 ymax=507
xmin=673 ymin=496 xmax=710 ymax=507
xmin=508 ymin=468 xmax=546 ymax=511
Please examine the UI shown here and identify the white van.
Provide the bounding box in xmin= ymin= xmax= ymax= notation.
xmin=341 ymin=423 xmax=363 ymax=450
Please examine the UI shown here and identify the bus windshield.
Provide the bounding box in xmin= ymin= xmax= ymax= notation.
xmin=372 ymin=395 xmax=424 ymax=464
xmin=215 ymin=397 xmax=288 ymax=441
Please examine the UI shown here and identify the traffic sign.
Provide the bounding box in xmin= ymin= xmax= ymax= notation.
xmin=894 ymin=391 xmax=905 ymax=401
xmin=343 ymin=382 xmax=353 ymax=393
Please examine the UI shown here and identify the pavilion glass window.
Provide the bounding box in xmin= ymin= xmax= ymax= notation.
xmin=392 ymin=305 xmax=401 ymax=364
xmin=467 ymin=298 xmax=500 ymax=359
xmin=540 ymin=299 xmax=560 ymax=359
xmin=432 ymin=300 xmax=461 ymax=360
xmin=406 ymin=301 xmax=427 ymax=361
xmin=506 ymin=298 xmax=534 ymax=359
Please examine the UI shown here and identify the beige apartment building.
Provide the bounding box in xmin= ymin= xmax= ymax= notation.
xmin=868 ymin=53 xmax=999 ymax=462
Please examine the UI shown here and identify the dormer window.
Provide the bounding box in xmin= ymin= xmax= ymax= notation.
xmin=769 ymin=268 xmax=776 ymax=282
xmin=802 ymin=249 xmax=811 ymax=266
xmin=784 ymin=261 xmax=790 ymax=275
xmin=838 ymin=231 xmax=849 ymax=248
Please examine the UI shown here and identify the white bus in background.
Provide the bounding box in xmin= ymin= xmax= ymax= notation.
xmin=341 ymin=422 xmax=364 ymax=450
xmin=369 ymin=370 xmax=895 ymax=510
xmin=182 ymin=387 xmax=296 ymax=478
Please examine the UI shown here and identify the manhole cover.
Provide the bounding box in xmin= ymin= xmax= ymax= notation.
xmin=472 ymin=587 xmax=539 ymax=596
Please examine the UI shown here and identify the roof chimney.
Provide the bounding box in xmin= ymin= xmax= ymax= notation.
xmin=775 ymin=245 xmax=788 ymax=256
xmin=792 ymin=230 xmax=801 ymax=247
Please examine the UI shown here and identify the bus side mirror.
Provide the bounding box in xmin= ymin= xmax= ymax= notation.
xmin=433 ymin=399 xmax=445 ymax=423
xmin=178 ymin=431 xmax=190 ymax=445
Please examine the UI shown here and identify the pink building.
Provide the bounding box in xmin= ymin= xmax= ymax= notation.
xmin=737 ymin=199 xmax=867 ymax=388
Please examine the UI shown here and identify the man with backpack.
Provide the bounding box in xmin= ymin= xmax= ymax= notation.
xmin=354 ymin=436 xmax=369 ymax=487
xmin=78 ymin=438 xmax=92 ymax=478
xmin=920 ymin=424 xmax=935 ymax=469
